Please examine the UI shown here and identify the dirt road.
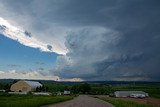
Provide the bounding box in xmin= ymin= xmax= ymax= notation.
xmin=42 ymin=95 xmax=115 ymax=107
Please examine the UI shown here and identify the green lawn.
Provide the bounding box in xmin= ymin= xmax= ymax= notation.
xmin=99 ymin=97 xmax=158 ymax=107
xmin=0 ymin=93 xmax=74 ymax=107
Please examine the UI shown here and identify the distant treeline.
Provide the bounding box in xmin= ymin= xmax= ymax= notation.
xmin=0 ymin=79 xmax=160 ymax=98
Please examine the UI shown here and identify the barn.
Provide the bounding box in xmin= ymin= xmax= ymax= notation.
xmin=10 ymin=80 xmax=42 ymax=92
xmin=114 ymin=91 xmax=148 ymax=98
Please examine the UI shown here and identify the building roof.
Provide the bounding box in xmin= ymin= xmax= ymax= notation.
xmin=114 ymin=91 xmax=147 ymax=95
xmin=24 ymin=81 xmax=42 ymax=88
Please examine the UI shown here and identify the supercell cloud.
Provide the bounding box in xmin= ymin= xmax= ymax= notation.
xmin=0 ymin=0 xmax=160 ymax=81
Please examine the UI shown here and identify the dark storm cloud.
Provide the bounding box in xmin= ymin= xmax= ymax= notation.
xmin=0 ymin=25 xmax=6 ymax=31
xmin=24 ymin=31 xmax=32 ymax=37
xmin=47 ymin=45 xmax=52 ymax=51
xmin=1 ymin=0 xmax=160 ymax=81
xmin=52 ymin=0 xmax=160 ymax=81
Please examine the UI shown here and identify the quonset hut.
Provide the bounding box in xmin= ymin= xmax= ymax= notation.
xmin=10 ymin=80 xmax=42 ymax=92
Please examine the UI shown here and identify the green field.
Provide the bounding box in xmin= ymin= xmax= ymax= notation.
xmin=0 ymin=93 xmax=74 ymax=107
xmin=98 ymin=97 xmax=158 ymax=107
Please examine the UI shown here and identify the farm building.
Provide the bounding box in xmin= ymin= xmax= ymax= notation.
xmin=64 ymin=91 xmax=71 ymax=95
xmin=10 ymin=80 xmax=42 ymax=92
xmin=0 ymin=90 xmax=5 ymax=92
xmin=114 ymin=91 xmax=148 ymax=98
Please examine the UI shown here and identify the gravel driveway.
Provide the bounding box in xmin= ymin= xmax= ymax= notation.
xmin=42 ymin=95 xmax=115 ymax=107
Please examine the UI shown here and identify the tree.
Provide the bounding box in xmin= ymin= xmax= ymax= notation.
xmin=36 ymin=85 xmax=49 ymax=92
xmin=71 ymin=84 xmax=80 ymax=94
xmin=4 ymin=84 xmax=11 ymax=92
xmin=46 ymin=86 xmax=49 ymax=92
xmin=36 ymin=86 xmax=41 ymax=92
xmin=80 ymin=83 xmax=91 ymax=94
xmin=71 ymin=83 xmax=91 ymax=94
xmin=12 ymin=80 xmax=19 ymax=84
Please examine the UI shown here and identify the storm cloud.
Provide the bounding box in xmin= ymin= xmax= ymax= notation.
xmin=0 ymin=0 xmax=160 ymax=81
xmin=51 ymin=0 xmax=160 ymax=81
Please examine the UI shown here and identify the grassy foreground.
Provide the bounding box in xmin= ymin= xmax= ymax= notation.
xmin=99 ymin=97 xmax=158 ymax=107
xmin=0 ymin=93 xmax=74 ymax=107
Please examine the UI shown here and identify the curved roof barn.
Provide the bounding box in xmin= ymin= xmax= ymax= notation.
xmin=10 ymin=80 xmax=42 ymax=92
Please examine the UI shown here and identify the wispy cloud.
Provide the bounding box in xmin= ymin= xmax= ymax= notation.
xmin=0 ymin=70 xmax=83 ymax=81
xmin=35 ymin=62 xmax=45 ymax=65
xmin=0 ymin=70 xmax=59 ymax=80
xmin=7 ymin=64 xmax=21 ymax=68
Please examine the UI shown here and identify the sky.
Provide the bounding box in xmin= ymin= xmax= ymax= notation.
xmin=0 ymin=0 xmax=160 ymax=81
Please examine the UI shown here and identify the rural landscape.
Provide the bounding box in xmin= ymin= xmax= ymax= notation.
xmin=0 ymin=79 xmax=160 ymax=107
xmin=0 ymin=0 xmax=160 ymax=107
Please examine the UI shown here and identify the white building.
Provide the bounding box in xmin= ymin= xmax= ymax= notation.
xmin=32 ymin=92 xmax=51 ymax=96
xmin=64 ymin=91 xmax=71 ymax=95
xmin=114 ymin=91 xmax=148 ymax=98
xmin=0 ymin=90 xmax=5 ymax=92
xmin=56 ymin=91 xmax=62 ymax=95
xmin=10 ymin=80 xmax=42 ymax=92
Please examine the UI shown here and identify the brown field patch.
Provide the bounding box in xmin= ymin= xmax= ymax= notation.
xmin=120 ymin=97 xmax=160 ymax=106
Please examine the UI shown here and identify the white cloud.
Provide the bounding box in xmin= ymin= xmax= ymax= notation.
xmin=0 ymin=70 xmax=83 ymax=81
xmin=60 ymin=78 xmax=83 ymax=82
xmin=0 ymin=70 xmax=58 ymax=80
xmin=52 ymin=26 xmax=122 ymax=80
xmin=0 ymin=1 xmax=70 ymax=55
xmin=0 ymin=17 xmax=62 ymax=53
xmin=0 ymin=71 xmax=5 ymax=74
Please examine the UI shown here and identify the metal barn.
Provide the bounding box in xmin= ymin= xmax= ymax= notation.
xmin=114 ymin=91 xmax=148 ymax=98
xmin=10 ymin=80 xmax=42 ymax=92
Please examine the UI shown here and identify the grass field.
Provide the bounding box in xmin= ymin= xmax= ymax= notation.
xmin=0 ymin=93 xmax=74 ymax=107
xmin=97 ymin=97 xmax=159 ymax=107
